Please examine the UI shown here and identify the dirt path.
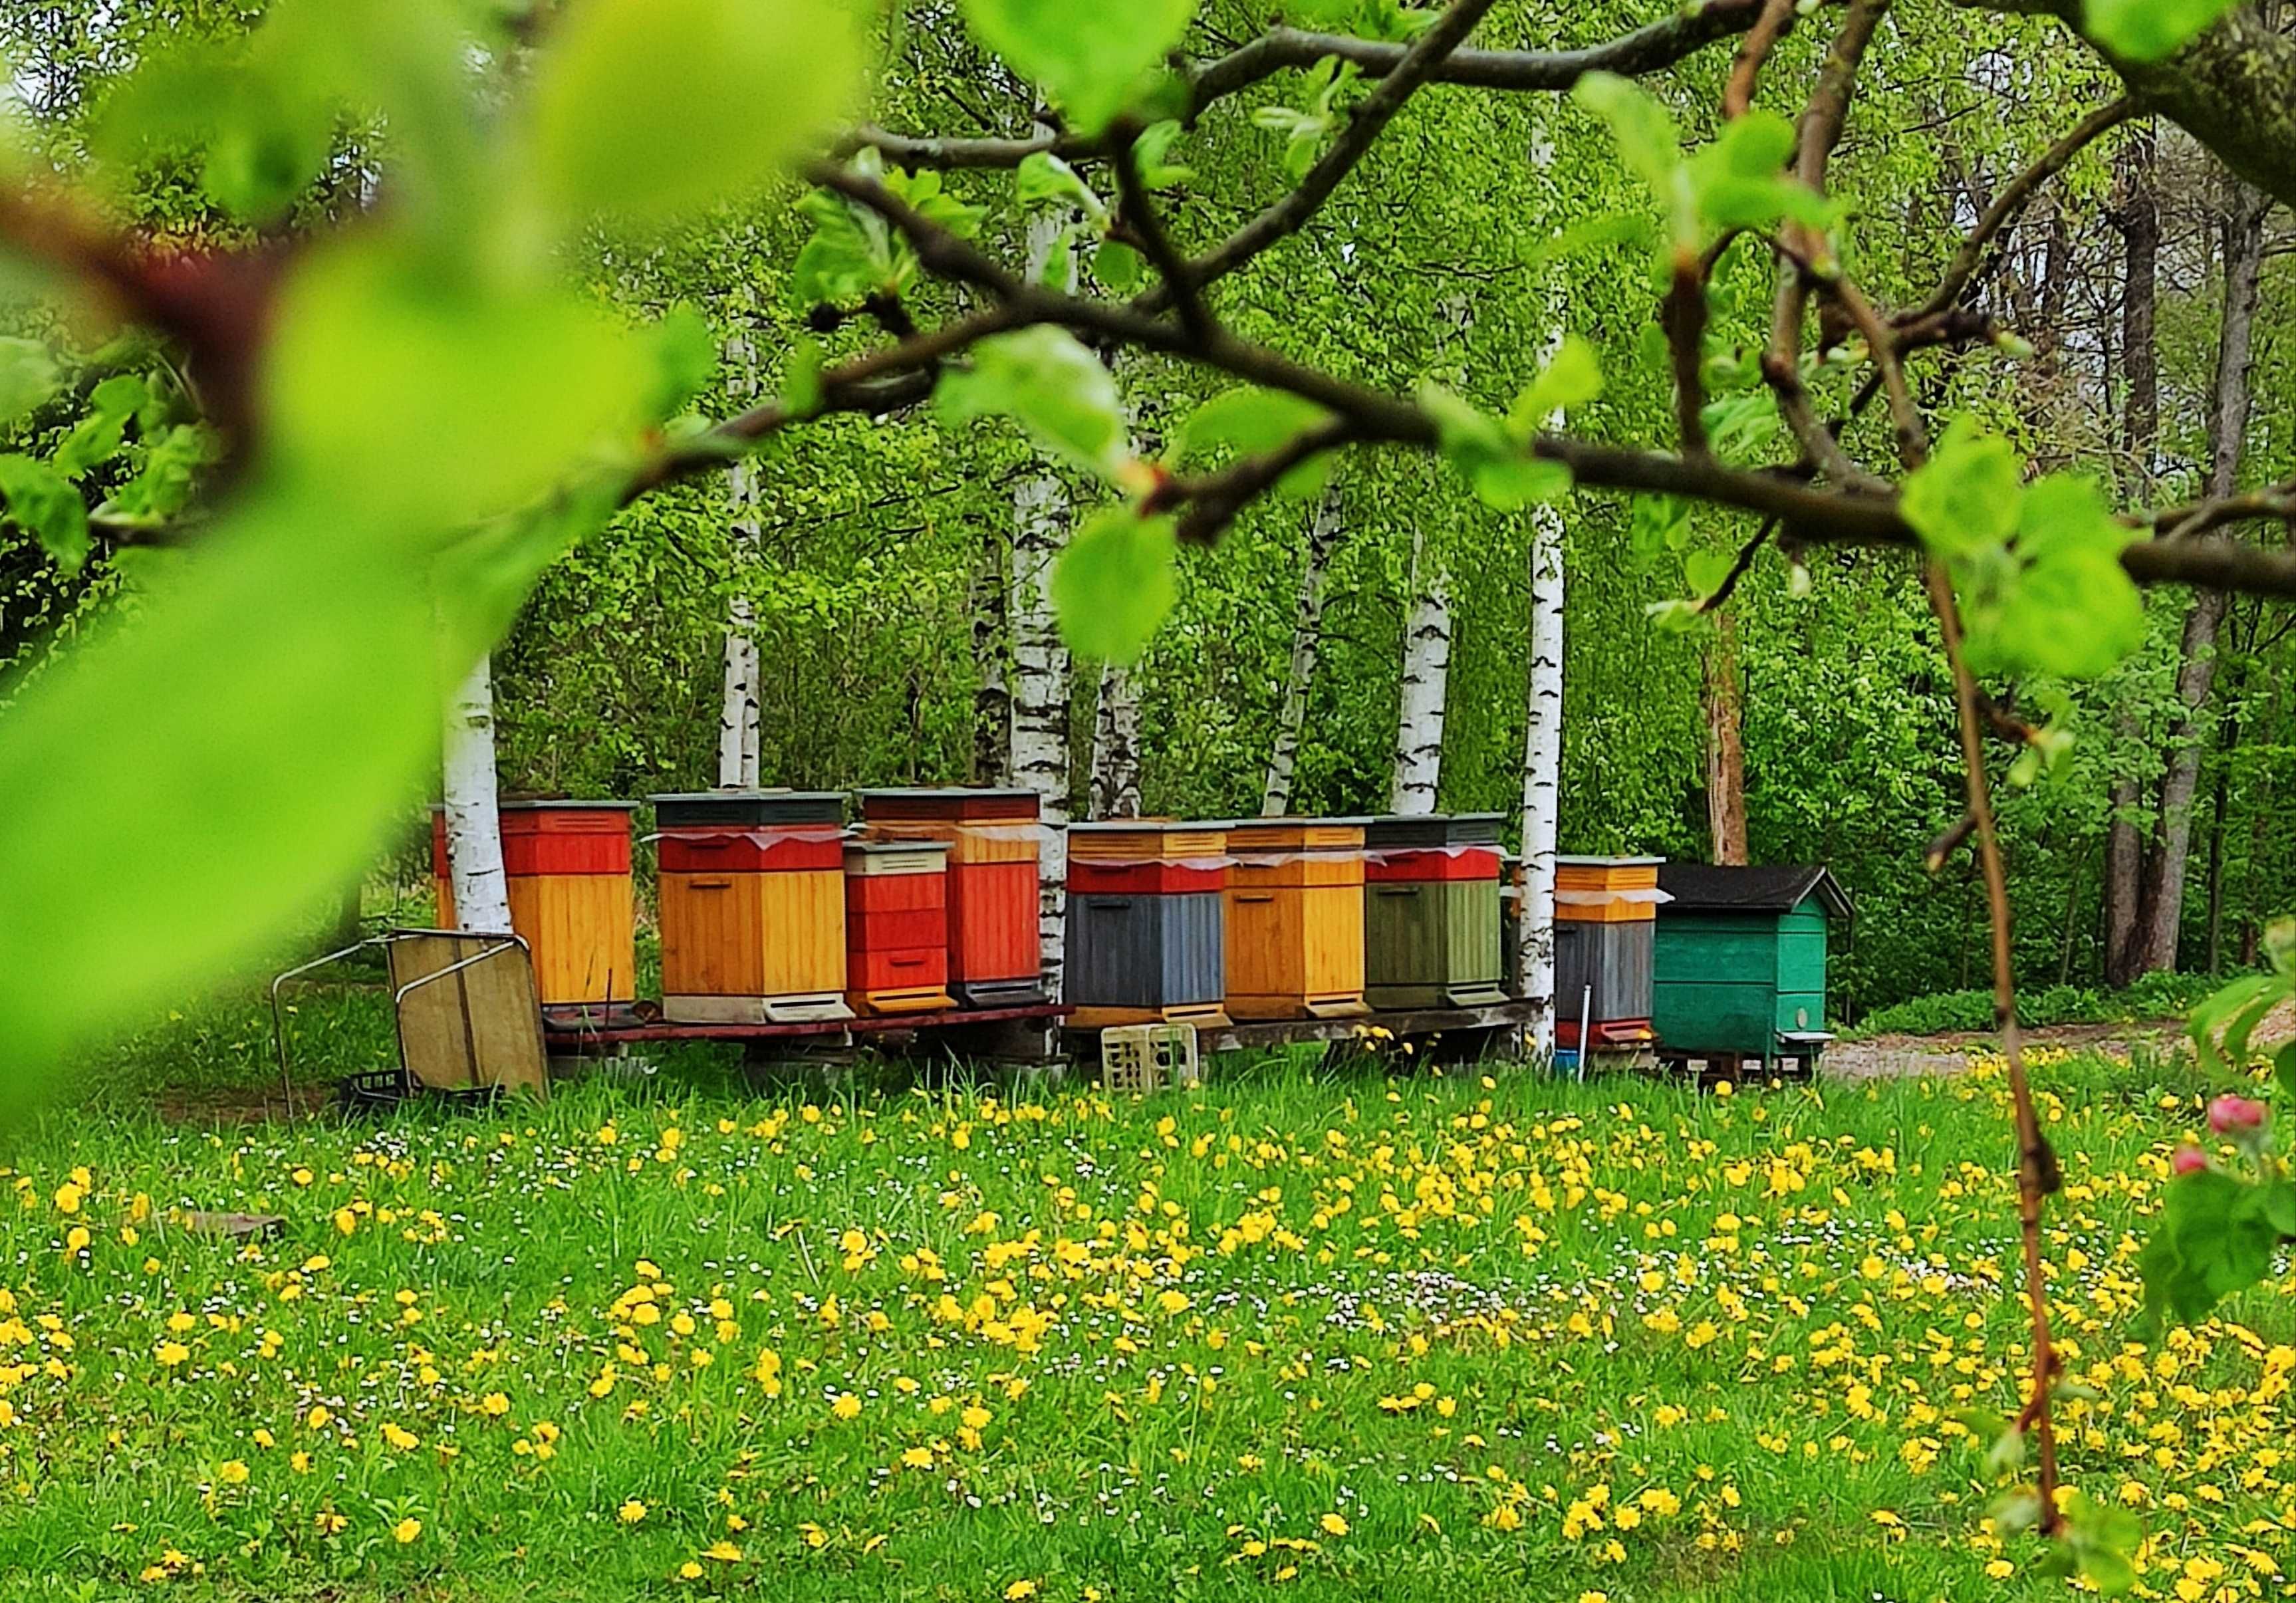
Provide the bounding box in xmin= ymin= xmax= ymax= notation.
xmin=1823 ymin=1019 xmax=2192 ymax=1081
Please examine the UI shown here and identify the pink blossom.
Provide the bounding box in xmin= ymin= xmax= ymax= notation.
xmin=2171 ymin=1143 xmax=2208 ymax=1177
xmin=2207 ymin=1094 xmax=2269 ymax=1137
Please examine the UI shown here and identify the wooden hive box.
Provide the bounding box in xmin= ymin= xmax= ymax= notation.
xmin=650 ymin=791 xmax=852 ymax=1024
xmin=432 ymin=801 xmax=638 ymax=1021
xmin=1065 ymin=820 xmax=1228 ymax=1028
xmin=1553 ymin=854 xmax=1666 ymax=1050
xmin=1652 ymin=864 xmax=1850 ymax=1062
xmin=1223 ymin=818 xmax=1370 ymax=1020
xmin=856 ymin=789 xmax=1047 ymax=1009
xmin=1362 ymin=814 xmax=1506 ymax=1010
xmin=844 ymin=840 xmax=955 ymax=1015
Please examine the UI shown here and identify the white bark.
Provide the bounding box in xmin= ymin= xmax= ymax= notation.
xmin=441 ymin=652 xmax=512 ymax=933
xmin=1090 ymin=662 xmax=1142 ymax=819
xmin=1388 ymin=526 xmax=1451 ymax=814
xmin=1519 ymin=500 xmax=1565 ymax=1057
xmin=1008 ymin=203 xmax=1078 ymax=983
xmin=1262 ymin=487 xmax=1340 ymax=816
xmin=716 ymin=332 xmax=763 ymax=787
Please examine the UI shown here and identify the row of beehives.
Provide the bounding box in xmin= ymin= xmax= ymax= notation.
xmin=430 ymin=787 xmax=1846 ymax=1057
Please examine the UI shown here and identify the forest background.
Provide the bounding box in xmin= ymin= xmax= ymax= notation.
xmin=0 ymin=0 xmax=2289 ymax=1022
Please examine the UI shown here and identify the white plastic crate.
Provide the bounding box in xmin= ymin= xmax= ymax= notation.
xmin=1099 ymin=1023 xmax=1200 ymax=1094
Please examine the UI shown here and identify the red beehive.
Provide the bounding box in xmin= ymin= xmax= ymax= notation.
xmin=856 ymin=789 xmax=1047 ymax=1010
xmin=430 ymin=801 xmax=638 ymax=1021
xmin=844 ymin=841 xmax=956 ymax=1015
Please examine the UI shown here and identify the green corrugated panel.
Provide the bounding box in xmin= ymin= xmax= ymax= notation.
xmin=1653 ymin=893 xmax=1833 ymax=1054
xmin=1443 ymin=879 xmax=1505 ymax=1002
xmin=1365 ymin=882 xmax=1446 ymax=1008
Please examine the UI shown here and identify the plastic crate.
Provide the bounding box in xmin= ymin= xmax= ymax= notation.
xmin=1098 ymin=1023 xmax=1201 ymax=1095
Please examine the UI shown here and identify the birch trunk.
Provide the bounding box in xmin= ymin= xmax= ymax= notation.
xmin=1389 ymin=527 xmax=1450 ymax=814
xmin=441 ymin=652 xmax=512 ymax=933
xmin=1089 ymin=663 xmax=1142 ymax=819
xmin=971 ymin=520 xmax=1012 ymax=787
xmin=1009 ymin=201 xmax=1079 ymax=985
xmin=716 ymin=332 xmax=762 ymax=787
xmin=2132 ymin=180 xmax=2265 ymax=976
xmin=1518 ymin=497 xmax=1565 ymax=1057
xmin=1262 ymin=487 xmax=1339 ymax=816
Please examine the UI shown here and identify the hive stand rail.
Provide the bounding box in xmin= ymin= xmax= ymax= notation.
xmin=1062 ymin=999 xmax=1540 ymax=1060
xmin=540 ymin=1003 xmax=1068 ymax=1058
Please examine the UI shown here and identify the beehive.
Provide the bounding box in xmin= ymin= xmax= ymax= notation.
xmin=843 ymin=840 xmax=956 ymax=1015
xmin=650 ymin=791 xmax=851 ymax=1024
xmin=1065 ymin=821 xmax=1228 ymax=1028
xmin=1223 ymin=818 xmax=1369 ymax=1020
xmin=1553 ymin=855 xmax=1666 ymax=1052
xmin=856 ymin=789 xmax=1047 ymax=1009
xmin=431 ymin=801 xmax=637 ymax=1021
xmin=1652 ymin=864 xmax=1850 ymax=1065
xmin=1362 ymin=814 xmax=1506 ymax=1011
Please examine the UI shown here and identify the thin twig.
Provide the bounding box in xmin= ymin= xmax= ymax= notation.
xmin=1108 ymin=121 xmax=1210 ymax=342
xmin=1722 ymin=0 xmax=1802 ymax=118
xmin=1694 ymin=520 xmax=1776 ymax=612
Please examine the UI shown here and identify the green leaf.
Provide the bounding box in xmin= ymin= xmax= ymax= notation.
xmin=1961 ymin=473 xmax=2143 ymax=679
xmin=1900 ymin=418 xmax=2023 ymax=558
xmin=794 ymin=186 xmax=898 ymax=306
xmin=1132 ymin=120 xmax=1194 ymax=189
xmin=0 ymin=453 xmax=92 ymax=573
xmin=53 ymin=375 xmax=151 ymax=481
xmin=1684 ymin=548 xmax=1735 ymax=598
xmin=935 ymin=327 xmax=1131 ymax=480
xmin=1686 ymin=110 xmax=1833 ymax=235
xmin=2140 ymin=1166 xmax=2284 ymax=1326
xmin=263 ymin=241 xmax=652 ymax=525
xmin=2085 ymin=0 xmax=2238 ymax=61
xmin=961 ymin=0 xmax=1200 ymax=136
xmin=1092 ymin=239 xmax=1146 ymax=293
xmin=1507 ymin=334 xmax=1603 ymax=435
xmin=1053 ymin=507 xmax=1178 ymax=662
xmin=1629 ymin=495 xmax=1690 ymax=562
xmin=1571 ymin=72 xmax=1680 ymax=193
xmin=529 ymin=0 xmax=861 ymax=225
xmin=2275 ymin=1041 xmax=2296 ymax=1104
xmin=1017 ymin=152 xmax=1108 ymax=223
xmin=646 ymin=305 xmax=718 ymax=419
xmin=1420 ymin=384 xmax=1570 ymax=511
xmin=0 ymin=338 xmax=59 ymax=423
xmin=1171 ymin=387 xmax=1336 ymax=498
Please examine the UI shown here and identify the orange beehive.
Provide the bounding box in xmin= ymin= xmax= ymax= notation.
xmin=431 ymin=801 xmax=638 ymax=1021
xmin=1223 ymin=818 xmax=1370 ymax=1020
xmin=857 ymin=790 xmax=1047 ymax=1009
xmin=651 ymin=792 xmax=852 ymax=1024
xmin=844 ymin=840 xmax=956 ymax=1015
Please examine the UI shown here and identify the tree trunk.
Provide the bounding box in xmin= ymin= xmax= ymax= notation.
xmin=1389 ymin=527 xmax=1451 ymax=815
xmin=2101 ymin=123 xmax=2158 ymax=987
xmin=1702 ymin=610 xmax=1749 ymax=866
xmin=1261 ymin=487 xmax=1340 ymax=816
xmin=1518 ymin=495 xmax=1565 ymax=1057
xmin=441 ymin=652 xmax=512 ymax=933
xmin=971 ymin=519 xmax=1011 ymax=787
xmin=716 ymin=333 xmax=762 ymax=788
xmin=2204 ymin=644 xmax=2247 ymax=973
xmin=1089 ymin=662 xmax=1142 ymax=819
xmin=1010 ymin=205 xmax=1078 ymax=987
xmin=2131 ymin=180 xmax=2266 ymax=977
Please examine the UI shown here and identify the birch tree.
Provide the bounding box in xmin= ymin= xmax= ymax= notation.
xmin=716 ymin=332 xmax=763 ymax=788
xmin=1088 ymin=662 xmax=1142 ymax=818
xmin=1388 ymin=525 xmax=1451 ymax=814
xmin=1261 ymin=487 xmax=1339 ymax=816
xmin=440 ymin=652 xmax=512 ymax=933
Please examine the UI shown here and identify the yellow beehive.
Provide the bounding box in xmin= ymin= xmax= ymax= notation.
xmin=1223 ymin=818 xmax=1369 ymax=1020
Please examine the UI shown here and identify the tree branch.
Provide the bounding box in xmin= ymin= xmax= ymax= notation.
xmin=1136 ymin=0 xmax=1505 ymax=315
xmin=1108 ymin=120 xmax=1209 ymax=342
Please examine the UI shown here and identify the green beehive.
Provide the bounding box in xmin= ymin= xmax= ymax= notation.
xmin=1362 ymin=814 xmax=1507 ymax=1010
xmin=1652 ymin=864 xmax=1852 ymax=1063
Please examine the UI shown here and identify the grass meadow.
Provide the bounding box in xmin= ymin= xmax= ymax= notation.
xmin=0 ymin=1007 xmax=2289 ymax=1601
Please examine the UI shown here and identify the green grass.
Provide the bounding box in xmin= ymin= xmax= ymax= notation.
xmin=1 ymin=1029 xmax=2289 ymax=1600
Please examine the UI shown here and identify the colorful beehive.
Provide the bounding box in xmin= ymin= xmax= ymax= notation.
xmin=1065 ymin=821 xmax=1228 ymax=1028
xmin=1653 ymin=864 xmax=1850 ymax=1065
xmin=1223 ymin=818 xmax=1370 ymax=1019
xmin=1553 ymin=855 xmax=1667 ymax=1052
xmin=432 ymin=801 xmax=638 ymax=1021
xmin=856 ymin=789 xmax=1048 ymax=1009
xmin=650 ymin=791 xmax=851 ymax=1024
xmin=1362 ymin=814 xmax=1507 ymax=1011
xmin=843 ymin=840 xmax=956 ymax=1015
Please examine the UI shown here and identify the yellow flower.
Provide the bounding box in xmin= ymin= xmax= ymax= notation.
xmin=619 ymin=1499 xmax=648 ymax=1525
xmin=830 ymin=1392 xmax=862 ymax=1421
xmin=1320 ymin=1513 xmax=1350 ymax=1537
xmin=154 ymin=1341 xmax=189 ymax=1367
xmin=1004 ymin=1583 xmax=1039 ymax=1601
xmin=217 ymin=1460 xmax=249 ymax=1485
xmin=380 ymin=1423 xmax=418 ymax=1452
xmin=677 ymin=1560 xmax=703 ymax=1580
xmin=392 ymin=1517 xmax=422 ymax=1544
xmin=481 ymin=1392 xmax=510 ymax=1417
xmin=703 ymin=1539 xmax=742 ymax=1562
